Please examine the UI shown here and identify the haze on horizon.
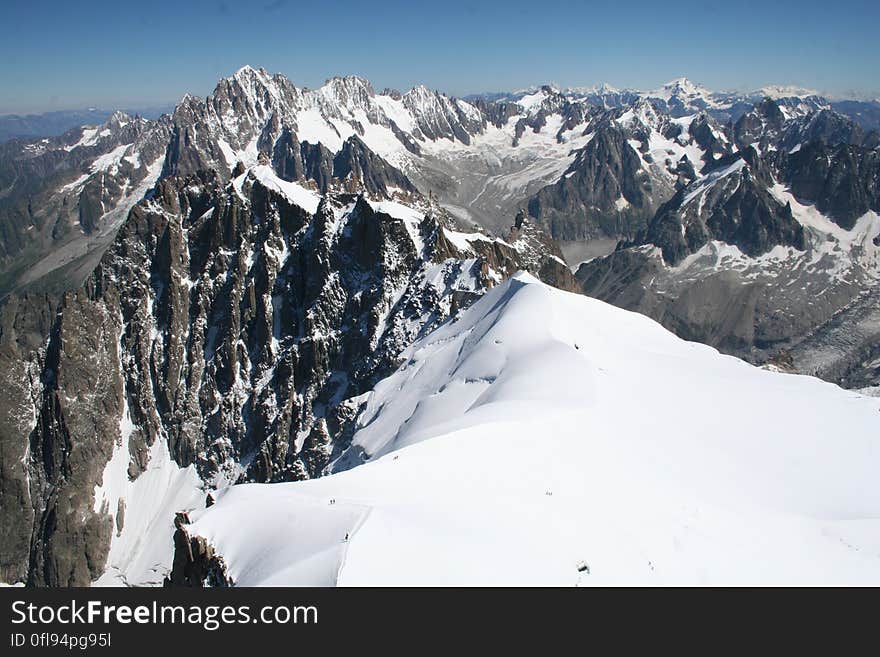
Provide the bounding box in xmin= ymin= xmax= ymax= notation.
xmin=1 ymin=0 xmax=878 ymax=114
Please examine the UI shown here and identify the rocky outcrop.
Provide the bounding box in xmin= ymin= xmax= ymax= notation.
xmin=634 ymin=152 xmax=806 ymax=265
xmin=503 ymin=212 xmax=579 ymax=292
xmin=779 ymin=109 xmax=868 ymax=151
xmin=165 ymin=513 xmax=231 ymax=587
xmin=688 ymin=114 xmax=730 ymax=163
xmin=269 ymin=131 xmax=417 ymax=196
xmin=332 ymin=136 xmax=416 ymax=195
xmin=401 ymin=85 xmax=485 ymax=145
xmin=780 ymin=142 xmax=880 ymax=229
xmin=733 ymin=98 xmax=786 ymax=152
xmin=527 ymin=125 xmax=655 ymax=241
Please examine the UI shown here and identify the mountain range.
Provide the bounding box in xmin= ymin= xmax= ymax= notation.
xmin=0 ymin=67 xmax=878 ymax=586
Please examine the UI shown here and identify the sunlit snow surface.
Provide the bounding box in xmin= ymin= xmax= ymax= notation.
xmin=188 ymin=274 xmax=880 ymax=586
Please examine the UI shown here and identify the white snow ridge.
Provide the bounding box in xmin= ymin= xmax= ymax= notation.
xmin=188 ymin=273 xmax=880 ymax=586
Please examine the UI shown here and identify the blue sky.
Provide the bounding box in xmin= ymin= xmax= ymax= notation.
xmin=1 ymin=0 xmax=878 ymax=113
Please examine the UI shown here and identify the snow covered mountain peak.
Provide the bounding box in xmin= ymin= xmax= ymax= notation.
xmin=222 ymin=65 xmax=293 ymax=106
xmin=642 ymin=77 xmax=721 ymax=116
xmin=104 ymin=110 xmax=134 ymax=128
xmin=402 ymin=83 xmax=447 ymax=107
xmin=658 ymin=76 xmax=706 ymax=95
xmin=511 ymin=84 xmax=569 ymax=114
xmin=233 ymin=63 xmax=261 ymax=77
xmin=652 ymin=77 xmax=715 ymax=102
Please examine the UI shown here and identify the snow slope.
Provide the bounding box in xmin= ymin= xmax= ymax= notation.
xmin=187 ymin=273 xmax=880 ymax=586
xmin=93 ymin=438 xmax=203 ymax=587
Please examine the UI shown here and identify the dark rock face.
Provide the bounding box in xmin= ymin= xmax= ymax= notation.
xmin=503 ymin=212 xmax=579 ymax=293
xmin=688 ymin=115 xmax=730 ymax=164
xmin=703 ymin=175 xmax=804 ymax=257
xmin=637 ymin=153 xmax=806 ymax=266
xmin=97 ymin=175 xmax=443 ymax=489
xmin=779 ymin=109 xmax=867 ymax=151
xmin=0 ymin=287 xmax=124 ymax=586
xmin=0 ymin=293 xmax=58 ymax=583
xmin=781 ymin=142 xmax=880 ymax=229
xmin=271 ymin=128 xmax=328 ymax=186
xmin=470 ymin=98 xmax=522 ymax=130
xmin=332 ymin=136 xmax=416 ymax=196
xmin=270 ymin=131 xmax=416 ymax=197
xmin=733 ymin=99 xmax=786 ymax=151
xmin=162 ymin=69 xmax=303 ymax=181
xmin=528 ymin=126 xmax=654 ymax=241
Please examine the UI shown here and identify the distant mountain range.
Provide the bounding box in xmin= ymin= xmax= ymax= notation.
xmin=7 ymin=80 xmax=878 ymax=146
xmin=469 ymin=78 xmax=880 ymax=129
xmin=0 ymin=106 xmax=175 ymax=143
